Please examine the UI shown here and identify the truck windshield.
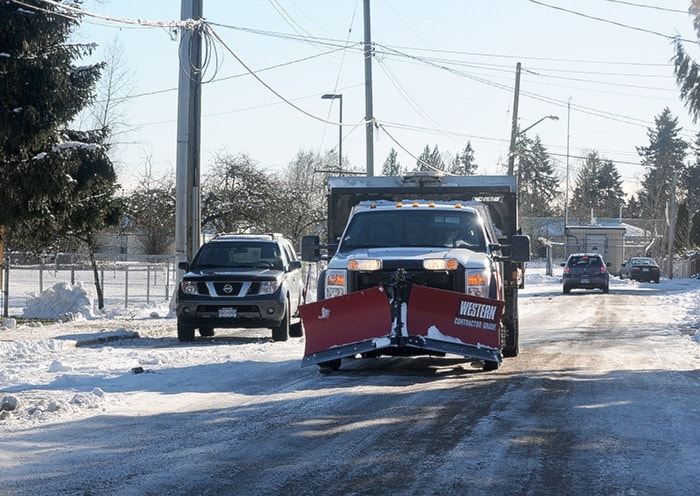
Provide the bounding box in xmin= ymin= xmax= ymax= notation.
xmin=339 ymin=210 xmax=486 ymax=252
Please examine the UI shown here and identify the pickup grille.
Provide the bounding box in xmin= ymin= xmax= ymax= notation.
xmin=195 ymin=281 xmax=263 ymax=297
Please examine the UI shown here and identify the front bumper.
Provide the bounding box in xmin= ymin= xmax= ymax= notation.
xmin=177 ymin=293 xmax=286 ymax=329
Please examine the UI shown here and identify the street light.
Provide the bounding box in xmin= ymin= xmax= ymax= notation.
xmin=321 ymin=93 xmax=343 ymax=171
xmin=507 ymin=115 xmax=559 ymax=176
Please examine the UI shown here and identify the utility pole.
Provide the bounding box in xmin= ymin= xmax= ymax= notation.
xmin=363 ymin=0 xmax=375 ymax=176
xmin=564 ymin=97 xmax=571 ymax=227
xmin=175 ymin=0 xmax=203 ymax=266
xmin=507 ymin=62 xmax=521 ymax=176
xmin=666 ymin=170 xmax=678 ymax=279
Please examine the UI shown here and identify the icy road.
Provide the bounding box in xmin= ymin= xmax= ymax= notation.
xmin=1 ymin=270 xmax=699 ymax=495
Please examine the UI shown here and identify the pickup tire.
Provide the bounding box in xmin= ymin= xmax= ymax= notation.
xmin=271 ymin=300 xmax=290 ymax=342
xmin=177 ymin=321 xmax=195 ymax=342
xmin=290 ymin=318 xmax=304 ymax=338
xmin=199 ymin=327 xmax=215 ymax=337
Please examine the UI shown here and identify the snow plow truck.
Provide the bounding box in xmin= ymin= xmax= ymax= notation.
xmin=299 ymin=172 xmax=530 ymax=372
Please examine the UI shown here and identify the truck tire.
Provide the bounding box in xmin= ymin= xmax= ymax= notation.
xmin=271 ymin=301 xmax=290 ymax=342
xmin=318 ymin=359 xmax=342 ymax=371
xmin=177 ymin=321 xmax=195 ymax=342
xmin=482 ymin=360 xmax=499 ymax=371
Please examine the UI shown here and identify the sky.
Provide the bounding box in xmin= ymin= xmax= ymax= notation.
xmin=68 ymin=0 xmax=700 ymax=198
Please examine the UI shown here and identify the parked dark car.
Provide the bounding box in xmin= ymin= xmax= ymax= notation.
xmin=562 ymin=253 xmax=610 ymax=294
xmin=176 ymin=234 xmax=305 ymax=342
xmin=620 ymin=257 xmax=661 ymax=283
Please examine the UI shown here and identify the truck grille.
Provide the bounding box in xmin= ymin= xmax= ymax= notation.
xmin=351 ymin=270 xmax=460 ymax=292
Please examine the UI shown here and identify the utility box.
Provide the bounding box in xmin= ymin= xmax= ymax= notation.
xmin=565 ymin=225 xmax=626 ymax=275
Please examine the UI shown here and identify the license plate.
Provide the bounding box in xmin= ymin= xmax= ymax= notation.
xmin=581 ymin=278 xmax=589 ymax=284
xmin=218 ymin=307 xmax=237 ymax=318
xmin=642 ymin=268 xmax=649 ymax=272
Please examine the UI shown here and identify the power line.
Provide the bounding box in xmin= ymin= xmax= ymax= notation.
xmin=527 ymin=0 xmax=696 ymax=43
xmin=600 ymin=0 xmax=688 ymax=14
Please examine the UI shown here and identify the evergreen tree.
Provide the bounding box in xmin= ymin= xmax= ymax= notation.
xmin=685 ymin=131 xmax=700 ymax=215
xmin=570 ymin=151 xmax=625 ymax=223
xmin=626 ymin=195 xmax=642 ymax=219
xmin=415 ymin=145 xmax=444 ymax=172
xmin=673 ymin=3 xmax=700 ymax=122
xmin=690 ymin=211 xmax=700 ymax=247
xmin=0 ymin=1 xmax=103 ymax=227
xmin=11 ymin=128 xmax=123 ymax=309
xmin=516 ymin=134 xmax=560 ymax=218
xmin=636 ymin=108 xmax=688 ymax=237
xmin=675 ymin=201 xmax=690 ymax=251
xmin=447 ymin=142 xmax=478 ymax=175
xmin=382 ymin=148 xmax=403 ymax=176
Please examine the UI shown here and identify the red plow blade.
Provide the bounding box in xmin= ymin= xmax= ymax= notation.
xmin=300 ymin=287 xmax=393 ymax=366
xmin=300 ymin=285 xmax=505 ymax=367
xmin=407 ymin=285 xmax=503 ymax=350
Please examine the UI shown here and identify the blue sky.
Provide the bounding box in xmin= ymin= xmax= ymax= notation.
xmin=74 ymin=0 xmax=697 ymax=198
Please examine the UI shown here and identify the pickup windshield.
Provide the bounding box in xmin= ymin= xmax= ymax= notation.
xmin=339 ymin=209 xmax=486 ymax=252
xmin=192 ymin=242 xmax=284 ymax=270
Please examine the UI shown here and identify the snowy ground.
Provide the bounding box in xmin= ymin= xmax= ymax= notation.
xmin=1 ymin=265 xmax=699 ymax=495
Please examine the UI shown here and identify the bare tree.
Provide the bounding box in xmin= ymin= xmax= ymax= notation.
xmin=124 ymin=166 xmax=176 ymax=255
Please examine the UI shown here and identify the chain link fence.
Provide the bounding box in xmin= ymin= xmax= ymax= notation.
xmin=1 ymin=252 xmax=178 ymax=318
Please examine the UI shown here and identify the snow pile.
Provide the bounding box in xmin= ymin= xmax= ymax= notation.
xmin=21 ymin=282 xmax=96 ymax=321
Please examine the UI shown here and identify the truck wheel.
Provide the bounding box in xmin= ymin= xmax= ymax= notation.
xmin=318 ymin=359 xmax=342 ymax=371
xmin=563 ymin=285 xmax=571 ymax=294
xmin=177 ymin=321 xmax=195 ymax=342
xmin=482 ymin=360 xmax=499 ymax=371
xmin=271 ymin=302 xmax=290 ymax=342
xmin=602 ymin=284 xmax=609 ymax=294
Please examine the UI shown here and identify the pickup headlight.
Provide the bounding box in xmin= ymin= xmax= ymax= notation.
xmin=181 ymin=281 xmax=199 ymax=295
xmin=259 ymin=280 xmax=281 ymax=295
xmin=466 ymin=270 xmax=490 ymax=298
xmin=325 ymin=269 xmax=347 ymax=299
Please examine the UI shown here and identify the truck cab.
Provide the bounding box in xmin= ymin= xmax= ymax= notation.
xmin=300 ymin=173 xmax=530 ymax=371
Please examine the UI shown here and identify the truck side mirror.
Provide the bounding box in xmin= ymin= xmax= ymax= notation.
xmin=301 ymin=235 xmax=321 ymax=262
xmin=510 ymin=235 xmax=531 ymax=263
xmin=178 ymin=261 xmax=190 ymax=271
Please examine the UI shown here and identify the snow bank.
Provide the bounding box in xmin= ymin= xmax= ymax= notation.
xmin=21 ymin=282 xmax=96 ymax=320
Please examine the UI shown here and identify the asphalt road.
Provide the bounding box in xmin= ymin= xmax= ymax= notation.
xmin=2 ymin=282 xmax=699 ymax=496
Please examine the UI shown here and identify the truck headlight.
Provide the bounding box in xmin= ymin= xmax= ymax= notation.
xmin=181 ymin=281 xmax=198 ymax=295
xmin=423 ymin=258 xmax=459 ymax=271
xmin=348 ymin=258 xmax=382 ymax=271
xmin=325 ymin=269 xmax=347 ymax=299
xmin=466 ymin=270 xmax=489 ymax=298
